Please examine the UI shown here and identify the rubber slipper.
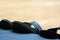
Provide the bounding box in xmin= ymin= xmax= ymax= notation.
xmin=12 ymin=21 xmax=36 ymax=33
xmin=0 ymin=19 xmax=12 ymax=30
xmin=39 ymin=27 xmax=60 ymax=39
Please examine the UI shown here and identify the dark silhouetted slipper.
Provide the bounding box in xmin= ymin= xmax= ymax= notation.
xmin=12 ymin=21 xmax=36 ymax=33
xmin=39 ymin=27 xmax=60 ymax=39
xmin=30 ymin=21 xmax=42 ymax=34
xmin=0 ymin=19 xmax=12 ymax=30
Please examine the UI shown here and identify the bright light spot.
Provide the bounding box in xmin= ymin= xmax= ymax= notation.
xmin=31 ymin=25 xmax=35 ymax=28
xmin=57 ymin=30 xmax=60 ymax=34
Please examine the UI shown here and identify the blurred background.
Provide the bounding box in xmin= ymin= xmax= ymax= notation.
xmin=0 ymin=0 xmax=60 ymax=33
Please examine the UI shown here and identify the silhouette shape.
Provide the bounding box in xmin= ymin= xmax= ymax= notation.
xmin=39 ymin=28 xmax=60 ymax=39
xmin=12 ymin=21 xmax=36 ymax=33
xmin=0 ymin=19 xmax=60 ymax=39
xmin=0 ymin=19 xmax=12 ymax=30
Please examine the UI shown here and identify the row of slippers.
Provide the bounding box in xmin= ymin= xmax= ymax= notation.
xmin=0 ymin=19 xmax=60 ymax=39
xmin=0 ymin=19 xmax=41 ymax=33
